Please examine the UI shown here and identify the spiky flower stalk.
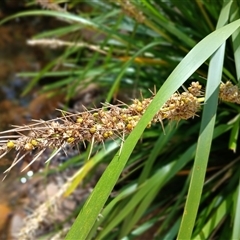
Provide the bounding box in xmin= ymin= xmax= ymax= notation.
xmin=0 ymin=81 xmax=239 ymax=174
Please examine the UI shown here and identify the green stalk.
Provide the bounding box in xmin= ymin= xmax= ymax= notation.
xmin=177 ymin=1 xmax=232 ymax=238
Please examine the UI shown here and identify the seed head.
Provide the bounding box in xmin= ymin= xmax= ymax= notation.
xmin=3 ymin=81 xmax=236 ymax=173
xmin=219 ymin=81 xmax=240 ymax=104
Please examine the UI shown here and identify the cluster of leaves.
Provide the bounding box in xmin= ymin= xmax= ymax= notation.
xmin=1 ymin=0 xmax=240 ymax=239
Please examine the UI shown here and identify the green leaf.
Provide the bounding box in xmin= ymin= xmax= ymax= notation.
xmin=177 ymin=1 xmax=232 ymax=239
xmin=228 ymin=114 xmax=240 ymax=152
xmin=193 ymin=195 xmax=229 ymax=240
xmin=232 ymin=182 xmax=240 ymax=239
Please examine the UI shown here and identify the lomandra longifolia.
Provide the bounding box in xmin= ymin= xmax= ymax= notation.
xmin=0 ymin=81 xmax=239 ymax=174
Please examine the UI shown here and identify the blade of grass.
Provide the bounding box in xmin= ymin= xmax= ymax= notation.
xmin=65 ymin=20 xmax=240 ymax=240
xmin=97 ymin=162 xmax=175 ymax=239
xmin=163 ymin=123 xmax=232 ymax=186
xmin=119 ymin=124 xmax=179 ymax=237
xmin=230 ymin=1 xmax=240 ymax=83
xmin=196 ymin=0 xmax=215 ymax=31
xmin=177 ymin=45 xmax=224 ymax=239
xmin=22 ymin=45 xmax=78 ymax=95
xmin=138 ymin=122 xmax=178 ymax=185
xmin=126 ymin=216 xmax=159 ymax=239
xmin=177 ymin=1 xmax=232 ymax=238
xmin=157 ymin=173 xmax=191 ymax=236
xmin=63 ymin=141 xmax=119 ymax=197
xmin=162 ymin=218 xmax=181 ymax=240
xmin=119 ymin=179 xmax=169 ymax=238
xmin=106 ymin=41 xmax=162 ymax=103
xmin=33 ymin=24 xmax=82 ymax=39
xmin=17 ymin=68 xmax=107 ymax=78
xmin=228 ymin=114 xmax=240 ymax=152
xmin=140 ymin=0 xmax=196 ymax=47
xmin=232 ymin=180 xmax=240 ymax=239
xmin=193 ymin=194 xmax=231 ymax=240
xmin=66 ymin=51 xmax=100 ymax=100
xmin=87 ymin=182 xmax=138 ymax=233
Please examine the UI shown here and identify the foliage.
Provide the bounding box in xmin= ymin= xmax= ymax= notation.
xmin=1 ymin=0 xmax=240 ymax=239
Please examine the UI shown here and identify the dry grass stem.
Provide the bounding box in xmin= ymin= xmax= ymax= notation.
xmin=27 ymin=39 xmax=108 ymax=55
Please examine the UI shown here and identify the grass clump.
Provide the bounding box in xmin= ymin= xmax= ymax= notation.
xmin=1 ymin=1 xmax=240 ymax=240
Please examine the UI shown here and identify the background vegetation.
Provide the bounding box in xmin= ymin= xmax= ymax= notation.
xmin=1 ymin=0 xmax=240 ymax=239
